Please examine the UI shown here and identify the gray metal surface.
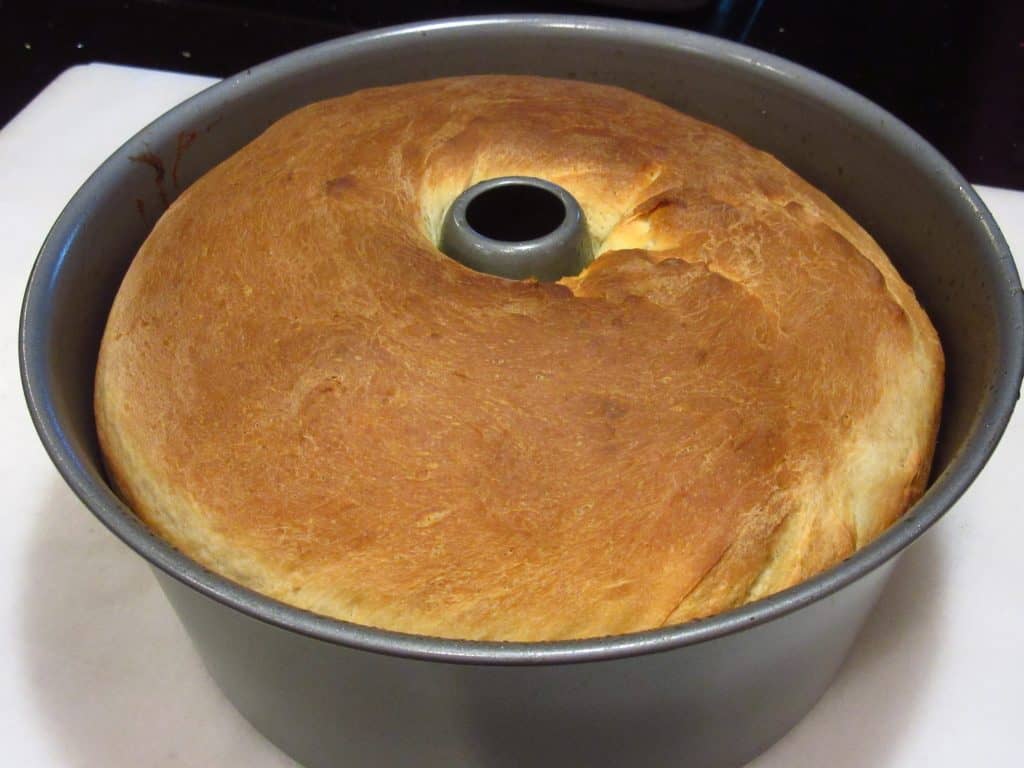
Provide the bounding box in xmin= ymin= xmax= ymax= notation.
xmin=439 ymin=176 xmax=591 ymax=281
xmin=155 ymin=559 xmax=896 ymax=768
xmin=19 ymin=14 xmax=1024 ymax=768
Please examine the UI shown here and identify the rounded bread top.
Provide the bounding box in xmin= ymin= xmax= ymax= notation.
xmin=95 ymin=76 xmax=943 ymax=641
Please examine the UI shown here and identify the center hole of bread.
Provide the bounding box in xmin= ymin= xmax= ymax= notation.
xmin=465 ymin=183 xmax=566 ymax=242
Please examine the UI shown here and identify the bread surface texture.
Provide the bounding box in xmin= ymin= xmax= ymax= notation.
xmin=95 ymin=76 xmax=943 ymax=641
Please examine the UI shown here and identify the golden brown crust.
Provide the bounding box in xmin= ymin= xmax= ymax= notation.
xmin=95 ymin=76 xmax=943 ymax=640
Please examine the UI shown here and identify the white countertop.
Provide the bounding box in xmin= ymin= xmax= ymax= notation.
xmin=1 ymin=63 xmax=1021 ymax=768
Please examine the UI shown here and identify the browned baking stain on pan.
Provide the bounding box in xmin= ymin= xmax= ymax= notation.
xmin=172 ymin=130 xmax=198 ymax=189
xmin=129 ymin=151 xmax=168 ymax=207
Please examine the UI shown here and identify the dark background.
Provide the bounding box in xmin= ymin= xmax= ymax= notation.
xmin=3 ymin=0 xmax=1022 ymax=187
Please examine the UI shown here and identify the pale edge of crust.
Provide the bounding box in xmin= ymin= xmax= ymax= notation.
xmin=660 ymin=153 xmax=944 ymax=625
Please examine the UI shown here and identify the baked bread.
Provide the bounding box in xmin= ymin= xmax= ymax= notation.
xmin=95 ymin=76 xmax=943 ymax=641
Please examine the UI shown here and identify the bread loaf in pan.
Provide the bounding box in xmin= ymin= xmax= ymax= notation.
xmin=95 ymin=76 xmax=943 ymax=641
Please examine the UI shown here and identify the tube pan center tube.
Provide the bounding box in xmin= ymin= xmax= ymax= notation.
xmin=439 ymin=176 xmax=591 ymax=281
